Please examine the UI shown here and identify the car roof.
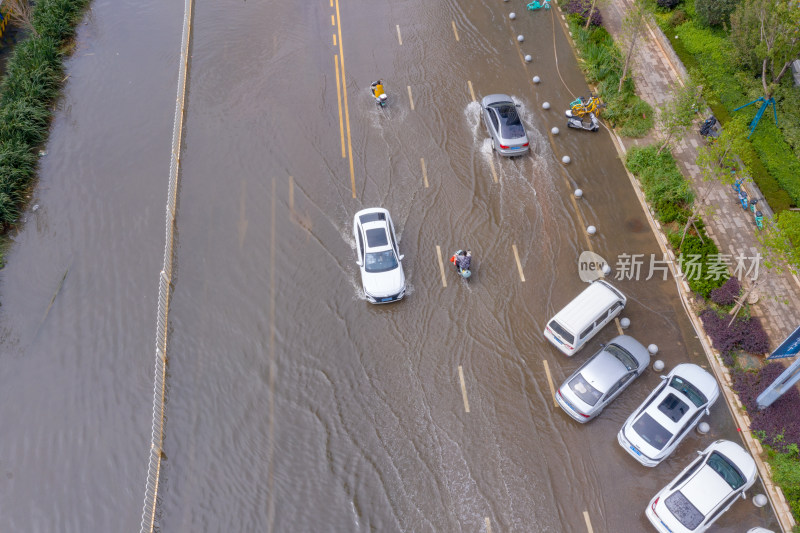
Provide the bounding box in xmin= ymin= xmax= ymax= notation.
xmin=580 ymin=351 xmax=627 ymax=392
xmin=552 ymin=281 xmax=625 ymax=333
xmin=680 ymin=463 xmax=735 ymax=515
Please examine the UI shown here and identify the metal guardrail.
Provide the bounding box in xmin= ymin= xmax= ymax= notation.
xmin=139 ymin=0 xmax=193 ymax=531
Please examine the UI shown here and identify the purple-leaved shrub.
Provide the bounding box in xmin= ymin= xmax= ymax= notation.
xmin=700 ymin=309 xmax=769 ymax=356
xmin=733 ymin=363 xmax=800 ymax=451
xmin=565 ymin=0 xmax=603 ymax=26
xmin=709 ymin=276 xmax=741 ymax=307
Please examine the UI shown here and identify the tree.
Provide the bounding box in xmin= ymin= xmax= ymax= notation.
xmin=695 ymin=0 xmax=740 ymax=27
xmin=759 ymin=210 xmax=800 ymax=275
xmin=583 ymin=0 xmax=607 ymax=30
xmin=656 ymin=82 xmax=703 ymax=155
xmin=729 ymin=0 xmax=800 ymax=98
xmin=695 ymin=117 xmax=750 ymax=185
xmin=618 ymin=0 xmax=650 ymax=93
xmin=3 ymin=0 xmax=37 ymax=37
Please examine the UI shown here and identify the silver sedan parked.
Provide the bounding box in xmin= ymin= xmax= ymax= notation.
xmin=481 ymin=94 xmax=530 ymax=157
xmin=555 ymin=335 xmax=650 ymax=423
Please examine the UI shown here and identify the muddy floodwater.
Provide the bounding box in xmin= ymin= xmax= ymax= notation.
xmin=0 ymin=0 xmax=781 ymax=531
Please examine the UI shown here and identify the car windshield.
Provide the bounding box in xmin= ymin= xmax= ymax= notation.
xmin=365 ymin=250 xmax=398 ymax=273
xmin=657 ymin=393 xmax=690 ymax=423
xmin=707 ymin=452 xmax=746 ymax=490
xmin=664 ymin=491 xmax=704 ymax=530
xmin=632 ymin=412 xmax=673 ymax=450
xmin=548 ymin=320 xmax=574 ymax=345
xmin=491 ymin=104 xmax=525 ymax=138
xmin=568 ymin=374 xmax=602 ymax=406
xmin=365 ymin=227 xmax=389 ymax=248
xmin=669 ymin=375 xmax=708 ymax=407
xmin=606 ymin=344 xmax=637 ymax=371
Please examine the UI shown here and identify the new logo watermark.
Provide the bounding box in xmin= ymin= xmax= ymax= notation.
xmin=578 ymin=251 xmax=761 ymax=282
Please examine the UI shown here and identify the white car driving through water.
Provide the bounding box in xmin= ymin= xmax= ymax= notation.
xmin=353 ymin=208 xmax=405 ymax=304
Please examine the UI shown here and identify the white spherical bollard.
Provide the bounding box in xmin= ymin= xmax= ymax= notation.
xmin=574 ymin=188 xmax=582 ymax=198
xmin=510 ymin=12 xmax=516 ymax=19
xmin=551 ymin=127 xmax=560 ymax=135
xmin=561 ymin=155 xmax=570 ymax=164
xmin=517 ymin=35 xmax=524 ymax=42
xmin=753 ymin=494 xmax=768 ymax=508
xmin=587 ymin=225 xmax=596 ymax=235
xmin=533 ymin=76 xmax=541 ymax=84
xmin=648 ymin=344 xmax=659 ymax=355
xmin=525 ymin=54 xmax=532 ymax=62
xmin=653 ymin=360 xmax=665 ymax=372
xmin=620 ymin=317 xmax=630 ymax=329
xmin=697 ymin=422 xmax=710 ymax=435
xmin=602 ymin=264 xmax=612 ymax=276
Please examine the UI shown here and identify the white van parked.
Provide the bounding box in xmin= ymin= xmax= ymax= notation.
xmin=544 ymin=280 xmax=626 ymax=356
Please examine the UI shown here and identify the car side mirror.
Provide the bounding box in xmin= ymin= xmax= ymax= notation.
xmin=660 ymin=375 xmax=667 ymax=380
xmin=599 ymin=343 xmax=606 ymax=348
xmin=741 ymin=492 xmax=747 ymax=500
xmin=356 ymin=259 xmax=362 ymax=266
xmin=705 ymin=407 xmax=710 ymax=416
xmin=398 ymin=255 xmax=404 ymax=260
xmin=697 ymin=450 xmax=703 ymax=456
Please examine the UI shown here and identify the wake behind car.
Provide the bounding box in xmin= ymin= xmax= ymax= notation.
xmin=618 ymin=363 xmax=720 ymax=467
xmin=555 ymin=335 xmax=650 ymax=423
xmin=646 ymin=439 xmax=757 ymax=533
xmin=353 ymin=208 xmax=405 ymax=304
xmin=481 ymin=94 xmax=529 ymax=157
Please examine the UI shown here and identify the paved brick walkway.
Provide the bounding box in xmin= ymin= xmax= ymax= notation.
xmin=602 ymin=0 xmax=800 ymax=350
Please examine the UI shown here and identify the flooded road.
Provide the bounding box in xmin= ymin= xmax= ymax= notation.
xmin=0 ymin=0 xmax=781 ymax=531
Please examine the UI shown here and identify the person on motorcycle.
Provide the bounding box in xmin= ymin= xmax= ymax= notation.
xmin=451 ymin=250 xmax=472 ymax=272
xmin=371 ymin=80 xmax=387 ymax=104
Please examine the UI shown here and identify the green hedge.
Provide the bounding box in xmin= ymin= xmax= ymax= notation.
xmin=567 ymin=15 xmax=654 ymax=137
xmin=0 ymin=0 xmax=91 ymax=240
xmin=656 ymin=18 xmax=800 ymax=211
xmin=626 ymin=145 xmax=726 ymax=296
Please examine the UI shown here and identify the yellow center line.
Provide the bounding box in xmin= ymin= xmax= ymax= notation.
xmin=407 ymin=85 xmax=415 ymax=110
xmin=420 ymin=157 xmax=429 ymax=188
xmin=512 ymin=244 xmax=525 ymax=282
xmin=452 ymin=20 xmax=460 ymax=41
xmin=331 ymin=14 xmax=335 ymax=25
xmin=583 ymin=511 xmax=594 ymax=533
xmin=396 ymin=24 xmax=403 ymax=45
xmin=467 ymin=80 xmax=476 ymax=102
xmin=334 ymin=55 xmax=345 ymax=158
xmin=436 ymin=245 xmax=447 ymax=287
xmin=334 ymin=0 xmax=356 ymax=198
xmin=543 ymin=359 xmax=558 ymax=408
xmin=458 ymin=365 xmax=470 ymax=413
xmin=333 ymin=34 xmax=336 ymax=46
xmin=485 ymin=517 xmax=492 ymax=533
xmin=329 ymin=0 xmax=333 ymax=6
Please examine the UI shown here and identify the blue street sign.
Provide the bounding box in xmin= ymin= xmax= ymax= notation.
xmin=768 ymin=325 xmax=800 ymax=360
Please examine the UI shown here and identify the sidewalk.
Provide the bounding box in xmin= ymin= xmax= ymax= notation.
xmin=603 ymin=0 xmax=800 ymax=349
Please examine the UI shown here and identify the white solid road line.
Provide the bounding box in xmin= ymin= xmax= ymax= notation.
xmin=407 ymin=85 xmax=415 ymax=110
xmin=458 ymin=365 xmax=470 ymax=413
xmin=421 ymin=157 xmax=429 ymax=188
xmin=396 ymin=24 xmax=403 ymax=45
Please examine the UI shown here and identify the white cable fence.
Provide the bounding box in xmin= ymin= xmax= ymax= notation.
xmin=139 ymin=0 xmax=193 ymax=531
